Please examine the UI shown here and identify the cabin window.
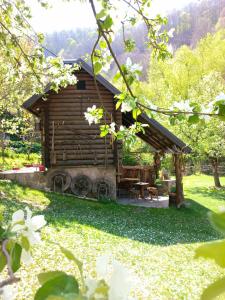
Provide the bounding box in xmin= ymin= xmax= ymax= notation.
xmin=77 ymin=80 xmax=86 ymax=90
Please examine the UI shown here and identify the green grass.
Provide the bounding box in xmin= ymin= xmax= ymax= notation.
xmin=0 ymin=150 xmax=40 ymax=170
xmin=0 ymin=174 xmax=225 ymax=299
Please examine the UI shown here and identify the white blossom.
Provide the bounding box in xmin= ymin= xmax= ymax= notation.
xmin=84 ymin=105 xmax=103 ymax=125
xmin=21 ymin=249 xmax=34 ymax=265
xmin=126 ymin=58 xmax=142 ymax=73
xmin=96 ymin=255 xmax=110 ymax=278
xmin=173 ymin=100 xmax=192 ymax=112
xmin=85 ymin=277 xmax=98 ymax=298
xmin=109 ymin=260 xmax=133 ymax=300
xmin=215 ymin=92 xmax=225 ymax=101
xmin=0 ymin=285 xmax=17 ymax=300
xmin=168 ymin=28 xmax=175 ymax=38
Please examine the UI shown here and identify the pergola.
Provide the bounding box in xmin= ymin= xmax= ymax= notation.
xmin=123 ymin=112 xmax=191 ymax=206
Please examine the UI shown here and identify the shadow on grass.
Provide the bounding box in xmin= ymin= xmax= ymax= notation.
xmin=0 ymin=180 xmax=223 ymax=246
xmin=186 ymin=186 xmax=225 ymax=201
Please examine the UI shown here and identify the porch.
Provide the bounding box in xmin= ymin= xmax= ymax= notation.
xmin=118 ymin=112 xmax=192 ymax=207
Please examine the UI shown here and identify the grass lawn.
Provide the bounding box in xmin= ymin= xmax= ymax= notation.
xmin=0 ymin=150 xmax=40 ymax=170
xmin=0 ymin=174 xmax=225 ymax=299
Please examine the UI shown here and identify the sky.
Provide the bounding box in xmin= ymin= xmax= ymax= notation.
xmin=27 ymin=0 xmax=198 ymax=33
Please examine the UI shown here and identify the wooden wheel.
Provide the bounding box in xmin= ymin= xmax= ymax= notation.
xmin=48 ymin=170 xmax=71 ymax=193
xmin=70 ymin=175 xmax=92 ymax=197
xmin=92 ymin=178 xmax=114 ymax=200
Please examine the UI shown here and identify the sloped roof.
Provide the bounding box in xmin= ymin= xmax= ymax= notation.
xmin=123 ymin=112 xmax=191 ymax=153
xmin=22 ymin=58 xmax=191 ymax=154
xmin=22 ymin=58 xmax=120 ymax=111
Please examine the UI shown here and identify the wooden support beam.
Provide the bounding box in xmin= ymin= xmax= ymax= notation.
xmin=43 ymin=106 xmax=50 ymax=168
xmin=153 ymin=152 xmax=161 ymax=179
xmin=174 ymin=153 xmax=184 ymax=207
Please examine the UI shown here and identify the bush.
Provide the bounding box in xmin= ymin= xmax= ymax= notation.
xmin=9 ymin=140 xmax=41 ymax=154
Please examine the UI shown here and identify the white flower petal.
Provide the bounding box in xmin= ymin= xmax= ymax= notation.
xmin=1 ymin=285 xmax=17 ymax=300
xmin=11 ymin=224 xmax=25 ymax=233
xmin=109 ymin=260 xmax=133 ymax=300
xmin=96 ymin=255 xmax=110 ymax=278
xmin=85 ymin=277 xmax=98 ymax=298
xmin=31 ymin=215 xmax=46 ymax=231
xmin=12 ymin=210 xmax=24 ymax=223
xmin=25 ymin=207 xmax=32 ymax=221
xmin=21 ymin=249 xmax=33 ymax=265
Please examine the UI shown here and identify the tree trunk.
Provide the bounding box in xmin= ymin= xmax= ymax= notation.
xmin=174 ymin=153 xmax=184 ymax=207
xmin=211 ymin=158 xmax=221 ymax=188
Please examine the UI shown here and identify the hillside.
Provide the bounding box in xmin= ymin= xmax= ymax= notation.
xmin=44 ymin=0 xmax=225 ymax=79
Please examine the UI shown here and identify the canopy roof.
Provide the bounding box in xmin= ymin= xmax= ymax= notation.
xmin=23 ymin=58 xmax=191 ymax=154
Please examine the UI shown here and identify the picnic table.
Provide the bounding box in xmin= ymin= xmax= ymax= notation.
xmin=134 ymin=182 xmax=149 ymax=199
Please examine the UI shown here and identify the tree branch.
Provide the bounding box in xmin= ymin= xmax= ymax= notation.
xmin=0 ymin=240 xmax=20 ymax=289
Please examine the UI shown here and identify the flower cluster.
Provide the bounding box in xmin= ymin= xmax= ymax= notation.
xmin=10 ymin=207 xmax=46 ymax=264
xmin=85 ymin=255 xmax=135 ymax=300
xmin=84 ymin=105 xmax=104 ymax=125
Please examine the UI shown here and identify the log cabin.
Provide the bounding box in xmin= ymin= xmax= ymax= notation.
xmin=23 ymin=58 xmax=191 ymax=205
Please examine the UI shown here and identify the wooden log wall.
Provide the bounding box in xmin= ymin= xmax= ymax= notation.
xmin=37 ymin=69 xmax=122 ymax=168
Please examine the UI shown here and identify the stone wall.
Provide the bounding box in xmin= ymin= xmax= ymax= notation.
xmin=0 ymin=166 xmax=117 ymax=200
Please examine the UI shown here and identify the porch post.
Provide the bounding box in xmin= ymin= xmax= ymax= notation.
xmin=174 ymin=153 xmax=184 ymax=207
xmin=154 ymin=152 xmax=161 ymax=179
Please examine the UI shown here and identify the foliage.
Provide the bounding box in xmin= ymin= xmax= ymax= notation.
xmin=0 ymin=149 xmax=40 ymax=170
xmin=8 ymin=141 xmax=41 ymax=155
xmin=195 ymin=211 xmax=225 ymax=299
xmin=136 ymin=30 xmax=225 ymax=183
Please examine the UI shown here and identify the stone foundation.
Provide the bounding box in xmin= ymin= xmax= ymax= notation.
xmin=0 ymin=166 xmax=117 ymax=200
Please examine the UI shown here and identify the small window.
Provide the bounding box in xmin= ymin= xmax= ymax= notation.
xmin=77 ymin=80 xmax=86 ymax=90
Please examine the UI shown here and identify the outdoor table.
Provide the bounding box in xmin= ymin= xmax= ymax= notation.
xmin=134 ymin=182 xmax=149 ymax=199
xmin=120 ymin=178 xmax=140 ymax=190
xmin=120 ymin=177 xmax=139 ymax=182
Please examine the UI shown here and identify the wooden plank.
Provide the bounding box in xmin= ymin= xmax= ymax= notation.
xmin=56 ymin=153 xmax=114 ymax=160
xmin=55 ymin=159 xmax=114 ymax=166
xmin=52 ymin=139 xmax=112 ymax=145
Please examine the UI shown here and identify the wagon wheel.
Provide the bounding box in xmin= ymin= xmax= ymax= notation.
xmin=48 ymin=170 xmax=71 ymax=193
xmin=71 ymin=175 xmax=92 ymax=197
xmin=92 ymin=178 xmax=114 ymax=200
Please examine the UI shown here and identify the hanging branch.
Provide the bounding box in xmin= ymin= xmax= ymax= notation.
xmin=89 ymin=0 xmax=219 ymax=118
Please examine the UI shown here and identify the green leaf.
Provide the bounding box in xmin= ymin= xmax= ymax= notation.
xmin=0 ymin=226 xmax=6 ymax=241
xmin=195 ymin=240 xmax=225 ymax=267
xmin=94 ymin=62 xmax=102 ymax=74
xmin=100 ymin=125 xmax=109 ymax=137
xmin=96 ymin=9 xmax=107 ymax=19
xmin=188 ymin=114 xmax=199 ymax=124
xmin=132 ymin=108 xmax=141 ymax=120
xmin=38 ymin=271 xmax=66 ymax=285
xmin=201 ymin=276 xmax=225 ymax=300
xmin=209 ymin=212 xmax=225 ymax=235
xmin=60 ymin=247 xmax=82 ymax=270
xmin=34 ymin=273 xmax=79 ymax=300
xmin=113 ymin=72 xmax=121 ymax=82
xmin=0 ymin=249 xmax=6 ymax=272
xmin=102 ymin=15 xmax=113 ymax=30
xmin=116 ymin=101 xmax=122 ymax=110
xmin=21 ymin=236 xmax=30 ymax=251
xmin=99 ymin=40 xmax=107 ymax=49
xmin=11 ymin=242 xmax=22 ymax=272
